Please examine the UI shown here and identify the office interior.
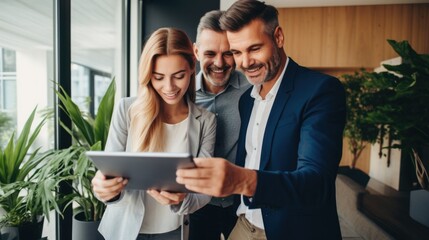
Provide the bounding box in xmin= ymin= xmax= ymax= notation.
xmin=0 ymin=0 xmax=428 ymax=239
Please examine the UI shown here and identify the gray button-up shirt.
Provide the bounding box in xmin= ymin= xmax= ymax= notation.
xmin=195 ymin=70 xmax=251 ymax=207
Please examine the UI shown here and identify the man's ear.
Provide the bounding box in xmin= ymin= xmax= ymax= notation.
xmin=193 ymin=43 xmax=200 ymax=61
xmin=273 ymin=26 xmax=284 ymax=48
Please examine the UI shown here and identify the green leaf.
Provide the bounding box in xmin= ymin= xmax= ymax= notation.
xmin=93 ymin=78 xmax=116 ymax=149
xmin=56 ymin=84 xmax=95 ymax=145
xmin=383 ymin=63 xmax=412 ymax=77
xmin=0 ymin=108 xmax=45 ymax=184
xmin=387 ymin=40 xmax=412 ymax=59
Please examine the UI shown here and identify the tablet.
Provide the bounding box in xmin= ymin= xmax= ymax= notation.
xmin=86 ymin=151 xmax=195 ymax=193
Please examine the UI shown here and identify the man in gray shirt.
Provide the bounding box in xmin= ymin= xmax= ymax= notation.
xmin=190 ymin=10 xmax=250 ymax=240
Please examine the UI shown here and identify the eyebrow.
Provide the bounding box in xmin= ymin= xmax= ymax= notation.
xmin=152 ymin=69 xmax=187 ymax=75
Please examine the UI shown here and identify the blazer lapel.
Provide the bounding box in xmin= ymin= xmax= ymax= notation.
xmin=259 ymin=59 xmax=298 ymax=170
xmin=236 ymin=89 xmax=253 ymax=168
xmin=187 ymin=102 xmax=202 ymax=157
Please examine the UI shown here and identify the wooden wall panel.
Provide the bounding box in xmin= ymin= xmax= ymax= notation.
xmin=278 ymin=4 xmax=429 ymax=68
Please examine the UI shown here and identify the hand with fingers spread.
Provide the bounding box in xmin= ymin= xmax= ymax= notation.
xmin=92 ymin=170 xmax=128 ymax=202
xmin=176 ymin=157 xmax=257 ymax=197
xmin=146 ymin=190 xmax=187 ymax=205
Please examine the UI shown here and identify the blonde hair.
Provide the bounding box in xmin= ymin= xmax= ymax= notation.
xmin=129 ymin=28 xmax=196 ymax=152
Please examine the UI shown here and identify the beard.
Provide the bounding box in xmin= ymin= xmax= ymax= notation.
xmin=241 ymin=46 xmax=282 ymax=85
xmin=263 ymin=46 xmax=282 ymax=83
xmin=202 ymin=65 xmax=232 ymax=87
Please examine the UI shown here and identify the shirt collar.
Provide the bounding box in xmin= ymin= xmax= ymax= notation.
xmin=250 ymin=57 xmax=289 ymax=101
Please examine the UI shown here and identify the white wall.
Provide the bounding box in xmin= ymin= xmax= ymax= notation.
xmin=369 ymin=140 xmax=403 ymax=190
xmin=16 ymin=49 xmax=51 ymax=152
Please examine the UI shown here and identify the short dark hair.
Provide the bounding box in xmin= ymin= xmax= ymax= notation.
xmin=219 ymin=0 xmax=279 ymax=36
xmin=196 ymin=10 xmax=224 ymax=44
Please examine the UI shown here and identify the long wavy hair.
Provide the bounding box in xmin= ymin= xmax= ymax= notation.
xmin=129 ymin=28 xmax=196 ymax=152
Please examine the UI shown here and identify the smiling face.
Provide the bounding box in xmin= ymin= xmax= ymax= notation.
xmin=151 ymin=54 xmax=192 ymax=108
xmin=227 ymin=19 xmax=284 ymax=86
xmin=194 ymin=29 xmax=235 ymax=92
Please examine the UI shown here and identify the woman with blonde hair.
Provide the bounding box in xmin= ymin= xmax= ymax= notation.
xmin=92 ymin=28 xmax=216 ymax=240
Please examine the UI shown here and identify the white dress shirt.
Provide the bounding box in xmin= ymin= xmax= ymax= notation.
xmin=236 ymin=58 xmax=289 ymax=229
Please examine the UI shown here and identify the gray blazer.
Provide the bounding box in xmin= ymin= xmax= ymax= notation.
xmin=98 ymin=97 xmax=216 ymax=240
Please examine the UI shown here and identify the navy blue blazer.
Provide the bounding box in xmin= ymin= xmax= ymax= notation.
xmin=235 ymin=59 xmax=346 ymax=240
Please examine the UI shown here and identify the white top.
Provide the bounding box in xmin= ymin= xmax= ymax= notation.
xmin=139 ymin=117 xmax=190 ymax=234
xmin=99 ymin=98 xmax=214 ymax=240
xmin=236 ymin=58 xmax=289 ymax=229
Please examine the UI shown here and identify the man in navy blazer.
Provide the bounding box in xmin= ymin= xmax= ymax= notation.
xmin=177 ymin=1 xmax=346 ymax=239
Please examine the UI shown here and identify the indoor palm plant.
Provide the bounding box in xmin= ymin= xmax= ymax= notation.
xmin=35 ymin=79 xmax=115 ymax=240
xmin=41 ymin=79 xmax=115 ymax=226
xmin=0 ymin=108 xmax=61 ymax=239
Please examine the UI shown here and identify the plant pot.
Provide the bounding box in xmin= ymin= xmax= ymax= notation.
xmin=72 ymin=212 xmax=103 ymax=240
xmin=0 ymin=226 xmax=18 ymax=240
xmin=0 ymin=217 xmax=43 ymax=240
xmin=409 ymin=189 xmax=429 ymax=227
xmin=338 ymin=166 xmax=370 ymax=187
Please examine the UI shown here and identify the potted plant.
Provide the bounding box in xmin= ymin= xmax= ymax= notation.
xmin=364 ymin=40 xmax=429 ymax=226
xmin=338 ymin=70 xmax=380 ymax=187
xmin=0 ymin=108 xmax=62 ymax=240
xmin=40 ymin=79 xmax=115 ymax=239
xmin=42 ymin=145 xmax=101 ymax=240
xmin=341 ymin=70 xmax=379 ymax=169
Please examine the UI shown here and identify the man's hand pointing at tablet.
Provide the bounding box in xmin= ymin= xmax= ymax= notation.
xmin=176 ymin=157 xmax=257 ymax=197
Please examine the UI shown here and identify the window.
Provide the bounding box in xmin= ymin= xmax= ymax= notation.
xmin=0 ymin=48 xmax=17 ymax=111
xmin=0 ymin=0 xmax=131 ymax=238
xmin=71 ymin=0 xmax=125 ymax=116
xmin=0 ymin=0 xmax=55 ymax=151
xmin=71 ymin=63 xmax=111 ymax=116
xmin=0 ymin=48 xmax=17 ymax=147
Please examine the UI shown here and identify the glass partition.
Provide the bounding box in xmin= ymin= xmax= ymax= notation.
xmin=71 ymin=0 xmax=124 ymax=116
xmin=0 ymin=0 xmax=55 ymax=150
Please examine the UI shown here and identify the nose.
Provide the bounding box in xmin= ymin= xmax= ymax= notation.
xmin=164 ymin=78 xmax=175 ymax=91
xmin=241 ymin=52 xmax=252 ymax=69
xmin=214 ymin=54 xmax=224 ymax=67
